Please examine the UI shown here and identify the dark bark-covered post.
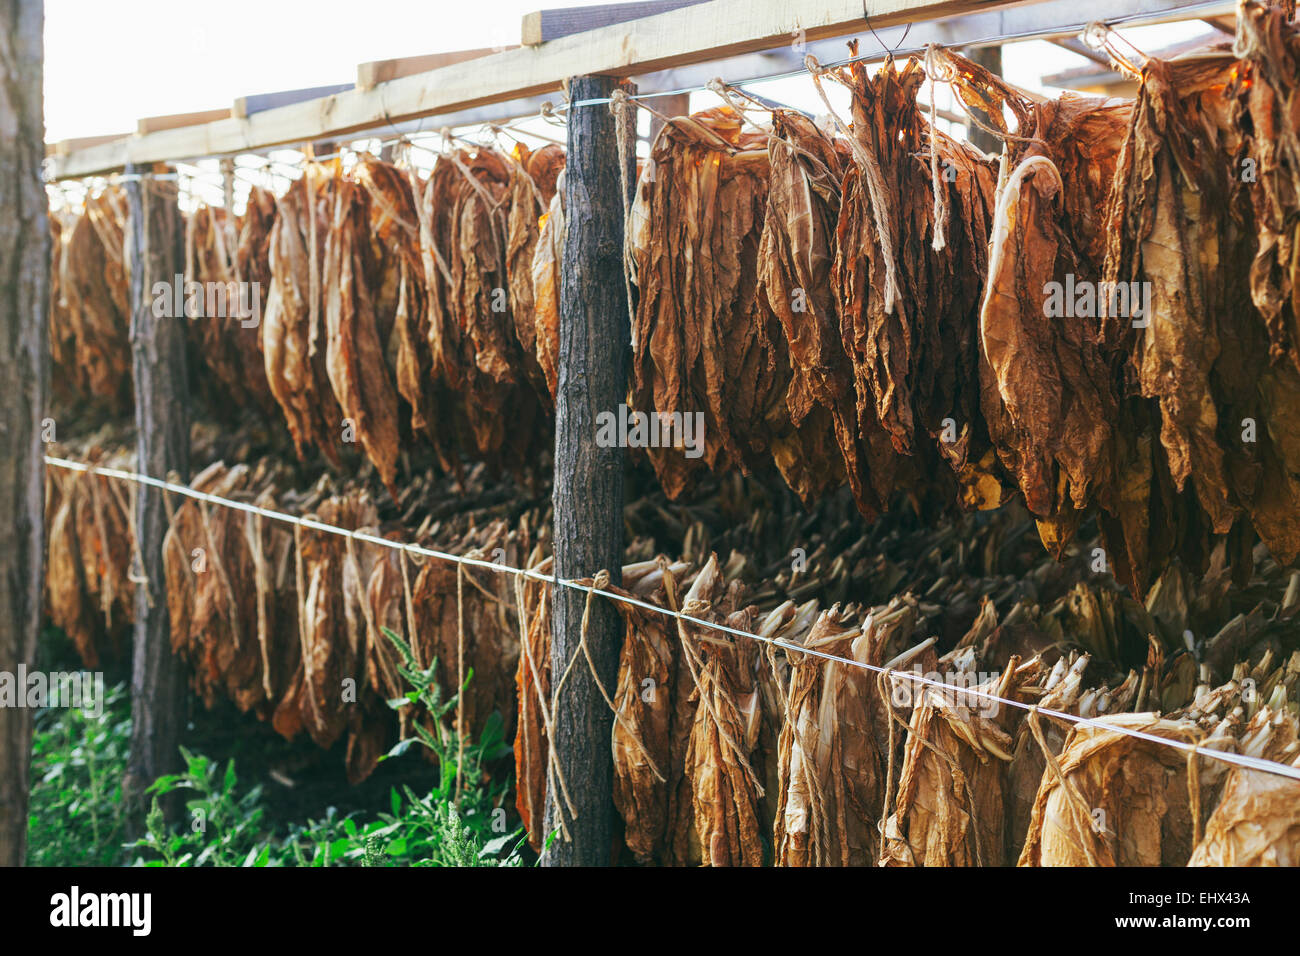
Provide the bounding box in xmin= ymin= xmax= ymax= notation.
xmin=123 ymin=162 xmax=190 ymax=816
xmin=0 ymin=0 xmax=49 ymax=868
xmin=963 ymin=45 xmax=1003 ymax=156
xmin=542 ymin=75 xmax=636 ymax=866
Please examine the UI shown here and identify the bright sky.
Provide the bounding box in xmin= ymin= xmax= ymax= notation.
xmin=44 ymin=0 xmax=615 ymax=142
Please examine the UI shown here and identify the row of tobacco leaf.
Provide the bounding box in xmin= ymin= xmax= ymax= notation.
xmin=46 ymin=422 xmax=1300 ymax=864
xmin=50 ymin=141 xmax=567 ymax=482
xmin=629 ymin=6 xmax=1300 ymax=608
xmin=49 ymin=5 xmax=1300 ymax=601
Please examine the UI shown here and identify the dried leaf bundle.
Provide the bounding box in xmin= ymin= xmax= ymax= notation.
xmin=826 ymin=54 xmax=1005 ymax=514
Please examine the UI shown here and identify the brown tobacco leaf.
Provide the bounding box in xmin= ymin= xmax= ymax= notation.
xmin=362 ymin=533 xmax=415 ymax=739
xmin=45 ymin=468 xmax=99 ymax=667
xmin=52 ymin=191 xmax=132 ymax=411
xmin=355 ymin=158 xmax=460 ymax=472
xmin=236 ymin=185 xmax=276 ymax=291
xmin=415 ymin=148 xmax=547 ymax=469
xmin=186 ymin=202 xmax=277 ymax=418
xmin=409 ymin=520 xmax=524 ymax=744
xmin=629 ymin=108 xmax=794 ymax=500
xmin=1018 ymin=713 xmax=1217 ymax=867
xmin=1188 ymin=707 xmax=1300 ymax=866
xmin=1236 ymin=2 xmax=1300 ymax=370
xmin=323 ymin=178 xmax=401 ymax=496
xmin=826 ymin=56 xmax=1004 ymax=514
xmin=514 ymin=550 xmax=552 ymax=853
xmin=773 ymin=606 xmax=884 ymax=866
xmin=294 ymin=493 xmax=380 ymax=750
xmin=983 ymin=98 xmax=1130 ymax=533
xmin=674 ymin=554 xmax=766 ymax=866
xmin=44 ymin=449 xmax=134 ymax=668
xmin=759 ymin=112 xmax=880 ymax=514
xmin=262 ymin=167 xmax=346 ymax=466
xmin=1105 ymin=34 xmax=1300 ymax=577
xmin=506 ymin=144 xmax=565 ymax=406
xmin=531 ymin=188 xmax=564 ymax=402
xmin=162 ymin=462 xmax=296 ymax=717
xmin=881 ymin=655 xmax=1039 ymax=867
xmin=608 ymin=559 xmax=703 ymax=866
xmin=1105 ymin=56 xmax=1245 ymax=537
xmin=1189 ymin=761 xmax=1300 ymax=866
xmin=1003 ymin=651 xmax=1139 ymax=861
xmin=1233 ymin=8 xmax=1300 ymax=567
xmin=928 ymin=49 xmax=1133 ymax=559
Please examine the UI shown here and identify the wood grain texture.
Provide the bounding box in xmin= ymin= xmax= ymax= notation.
xmin=522 ymin=0 xmax=709 ymax=45
xmin=137 ymin=108 xmax=230 ymax=135
xmin=357 ymin=48 xmax=513 ymax=89
xmin=543 ymin=74 xmax=636 ymax=867
xmin=0 ymin=0 xmax=49 ymax=868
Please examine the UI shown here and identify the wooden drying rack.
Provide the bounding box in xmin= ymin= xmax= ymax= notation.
xmin=34 ymin=0 xmax=1240 ymax=866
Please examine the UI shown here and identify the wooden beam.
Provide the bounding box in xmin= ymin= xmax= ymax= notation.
xmin=522 ymin=0 xmax=709 ymax=45
xmin=232 ymin=83 xmax=353 ymax=119
xmin=1048 ymin=36 xmax=1110 ymax=66
xmin=50 ymin=132 xmax=131 ymax=156
xmin=46 ymin=0 xmax=1236 ymax=180
xmin=122 ymin=164 xmax=191 ymax=821
xmin=138 ymin=107 xmax=231 ymax=135
xmin=0 ymin=0 xmax=48 ymax=868
xmin=357 ymin=48 xmax=516 ymax=90
xmin=544 ymin=74 xmax=636 ymax=867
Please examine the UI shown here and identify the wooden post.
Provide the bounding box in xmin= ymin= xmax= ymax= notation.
xmin=0 ymin=0 xmax=49 ymax=868
xmin=542 ymin=75 xmax=636 ymax=866
xmin=963 ymin=45 xmax=1003 ymax=156
xmin=122 ymin=162 xmax=190 ymax=815
xmin=647 ymin=92 xmax=690 ymax=146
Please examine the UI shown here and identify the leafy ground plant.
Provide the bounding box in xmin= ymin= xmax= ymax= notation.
xmin=127 ymin=633 xmax=527 ymax=866
xmin=26 ymin=682 xmax=132 ymax=866
xmin=29 ymin=635 xmax=527 ymax=866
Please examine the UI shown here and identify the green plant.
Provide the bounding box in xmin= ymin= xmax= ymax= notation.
xmin=127 ymin=633 xmax=527 ymax=867
xmin=28 ymin=634 xmax=529 ymax=867
xmin=26 ymin=682 xmax=131 ymax=866
xmin=366 ymin=626 xmax=527 ymax=866
xmin=131 ymin=747 xmax=275 ymax=867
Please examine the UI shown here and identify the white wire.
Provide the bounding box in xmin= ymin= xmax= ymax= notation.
xmin=44 ymin=454 xmax=1300 ymax=783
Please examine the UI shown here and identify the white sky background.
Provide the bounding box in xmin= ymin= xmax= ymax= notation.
xmin=44 ymin=0 xmax=600 ymax=142
xmin=44 ymin=0 xmax=1212 ymax=207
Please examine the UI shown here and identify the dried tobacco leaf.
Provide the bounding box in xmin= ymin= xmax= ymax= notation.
xmin=630 ymin=108 xmax=797 ymax=500
xmin=826 ymin=55 xmax=1004 ymax=513
xmin=323 ymin=178 xmax=401 ymax=496
xmin=773 ymin=606 xmax=884 ymax=866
